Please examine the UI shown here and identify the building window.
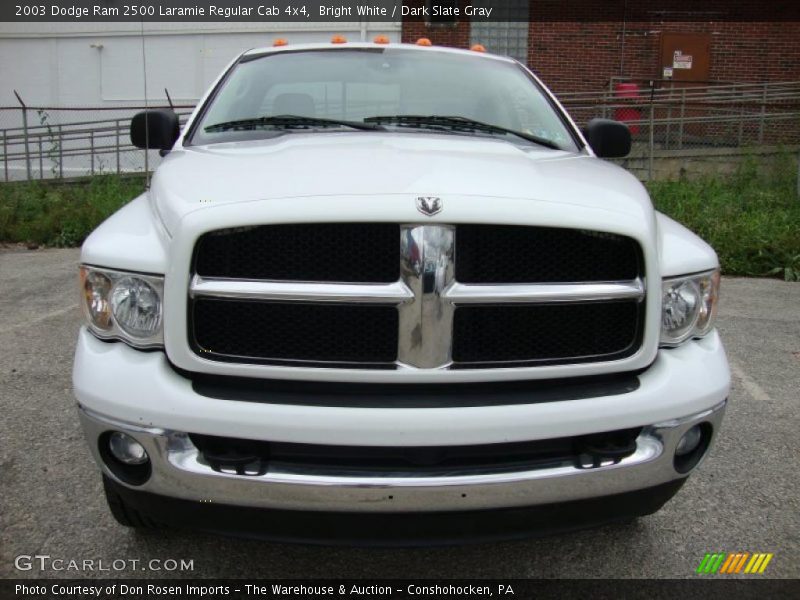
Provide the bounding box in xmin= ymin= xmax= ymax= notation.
xmin=428 ymin=0 xmax=459 ymax=26
xmin=470 ymin=1 xmax=530 ymax=64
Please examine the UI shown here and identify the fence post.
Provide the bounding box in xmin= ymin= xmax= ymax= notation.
xmin=38 ymin=137 xmax=43 ymax=179
xmin=648 ymin=81 xmax=655 ymax=181
xmin=678 ymin=88 xmax=686 ymax=150
xmin=738 ymin=103 xmax=745 ymax=147
xmin=665 ymin=98 xmax=672 ymax=149
xmin=116 ymin=119 xmax=121 ymax=174
xmin=90 ymin=130 xmax=94 ymax=175
xmin=58 ymin=125 xmax=63 ymax=178
xmin=758 ymin=82 xmax=767 ymax=144
xmin=13 ymin=90 xmax=32 ymax=181
xmin=604 ymin=78 xmax=614 ymax=120
xmin=2 ymin=129 xmax=7 ymax=182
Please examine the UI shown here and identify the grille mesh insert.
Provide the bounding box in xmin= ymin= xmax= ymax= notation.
xmin=456 ymin=225 xmax=641 ymax=283
xmin=194 ymin=223 xmax=400 ymax=282
xmin=452 ymin=301 xmax=641 ymax=366
xmin=192 ymin=299 xmax=399 ymax=365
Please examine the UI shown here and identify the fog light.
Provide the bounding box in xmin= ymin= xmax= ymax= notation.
xmin=108 ymin=432 xmax=148 ymax=465
xmin=674 ymin=422 xmax=713 ymax=474
xmin=676 ymin=425 xmax=703 ymax=456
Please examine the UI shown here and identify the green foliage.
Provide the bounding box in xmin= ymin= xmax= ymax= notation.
xmin=35 ymin=109 xmax=62 ymax=178
xmin=648 ymin=156 xmax=800 ymax=280
xmin=0 ymin=175 xmax=145 ymax=247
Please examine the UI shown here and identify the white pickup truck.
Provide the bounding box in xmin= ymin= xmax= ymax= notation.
xmin=73 ymin=41 xmax=729 ymax=543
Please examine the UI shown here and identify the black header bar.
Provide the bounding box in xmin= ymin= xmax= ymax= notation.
xmin=2 ymin=1 xmax=799 ymax=23
xmin=3 ymin=578 xmax=800 ymax=600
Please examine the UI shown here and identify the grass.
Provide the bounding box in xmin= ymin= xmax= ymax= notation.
xmin=647 ymin=155 xmax=800 ymax=281
xmin=0 ymin=175 xmax=145 ymax=248
xmin=0 ymin=159 xmax=798 ymax=280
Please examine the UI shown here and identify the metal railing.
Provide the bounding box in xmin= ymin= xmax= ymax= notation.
xmin=0 ymin=102 xmax=193 ymax=182
xmin=1 ymin=80 xmax=799 ymax=183
xmin=559 ymin=80 xmax=800 ymax=181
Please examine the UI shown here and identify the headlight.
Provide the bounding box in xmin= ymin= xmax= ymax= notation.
xmin=79 ymin=266 xmax=164 ymax=348
xmin=660 ymin=269 xmax=720 ymax=346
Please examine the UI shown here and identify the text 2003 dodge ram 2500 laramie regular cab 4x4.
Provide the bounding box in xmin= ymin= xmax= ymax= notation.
xmin=73 ymin=41 xmax=729 ymax=543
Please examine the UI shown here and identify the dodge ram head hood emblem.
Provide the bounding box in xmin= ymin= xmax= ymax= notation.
xmin=416 ymin=196 xmax=442 ymax=216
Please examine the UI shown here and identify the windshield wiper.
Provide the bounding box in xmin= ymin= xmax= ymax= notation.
xmin=363 ymin=115 xmax=561 ymax=149
xmin=205 ymin=114 xmax=383 ymax=133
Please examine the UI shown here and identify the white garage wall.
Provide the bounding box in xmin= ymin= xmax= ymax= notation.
xmin=0 ymin=22 xmax=401 ymax=180
xmin=0 ymin=22 xmax=401 ymax=107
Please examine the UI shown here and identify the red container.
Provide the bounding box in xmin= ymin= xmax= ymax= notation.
xmin=614 ymin=82 xmax=640 ymax=98
xmin=613 ymin=82 xmax=641 ymax=135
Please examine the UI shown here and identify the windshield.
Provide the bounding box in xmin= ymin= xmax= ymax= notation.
xmin=189 ymin=48 xmax=579 ymax=151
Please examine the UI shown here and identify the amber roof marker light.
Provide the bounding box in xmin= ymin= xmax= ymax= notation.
xmin=471 ymin=44 xmax=487 ymax=52
xmin=416 ymin=38 xmax=433 ymax=46
xmin=273 ymin=38 xmax=288 ymax=47
xmin=331 ymin=35 xmax=348 ymax=44
xmin=373 ymin=35 xmax=390 ymax=44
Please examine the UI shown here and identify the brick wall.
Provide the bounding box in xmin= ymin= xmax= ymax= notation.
xmin=528 ymin=20 xmax=800 ymax=93
xmin=399 ymin=2 xmax=800 ymax=94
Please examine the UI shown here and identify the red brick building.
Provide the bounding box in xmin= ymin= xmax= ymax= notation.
xmin=401 ymin=1 xmax=800 ymax=93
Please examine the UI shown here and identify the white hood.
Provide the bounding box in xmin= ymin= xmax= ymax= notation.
xmin=150 ymin=131 xmax=654 ymax=234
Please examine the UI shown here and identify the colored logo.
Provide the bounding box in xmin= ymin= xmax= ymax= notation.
xmin=696 ymin=552 xmax=774 ymax=574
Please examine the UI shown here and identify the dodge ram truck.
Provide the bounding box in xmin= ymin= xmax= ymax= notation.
xmin=73 ymin=40 xmax=730 ymax=543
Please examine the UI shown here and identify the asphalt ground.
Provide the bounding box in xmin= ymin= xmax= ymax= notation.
xmin=1 ymin=247 xmax=798 ymax=579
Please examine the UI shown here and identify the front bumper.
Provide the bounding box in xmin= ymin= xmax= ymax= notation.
xmin=80 ymin=401 xmax=725 ymax=513
xmin=74 ymin=328 xmax=729 ymax=514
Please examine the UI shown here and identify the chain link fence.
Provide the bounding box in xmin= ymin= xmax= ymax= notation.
xmin=1 ymin=80 xmax=799 ymax=184
xmin=559 ymin=79 xmax=800 ymax=181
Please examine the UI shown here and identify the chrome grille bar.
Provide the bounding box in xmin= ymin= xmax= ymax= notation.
xmin=190 ymin=275 xmax=414 ymax=305
xmin=397 ymin=225 xmax=456 ymax=369
xmin=443 ymin=279 xmax=645 ymax=304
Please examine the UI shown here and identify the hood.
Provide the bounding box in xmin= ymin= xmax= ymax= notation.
xmin=150 ymin=131 xmax=653 ymax=234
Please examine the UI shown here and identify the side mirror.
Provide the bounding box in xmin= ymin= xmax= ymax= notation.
xmin=581 ymin=118 xmax=631 ymax=158
xmin=130 ymin=110 xmax=179 ymax=151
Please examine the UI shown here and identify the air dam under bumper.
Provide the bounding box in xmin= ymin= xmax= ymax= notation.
xmin=101 ymin=476 xmax=688 ymax=545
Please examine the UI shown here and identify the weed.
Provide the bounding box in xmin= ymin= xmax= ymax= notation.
xmin=648 ymin=156 xmax=800 ymax=279
xmin=0 ymin=175 xmax=145 ymax=247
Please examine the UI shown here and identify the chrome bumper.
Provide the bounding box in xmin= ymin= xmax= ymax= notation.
xmin=78 ymin=401 xmax=725 ymax=513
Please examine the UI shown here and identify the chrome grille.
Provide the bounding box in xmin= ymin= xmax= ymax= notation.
xmin=189 ymin=223 xmax=645 ymax=369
